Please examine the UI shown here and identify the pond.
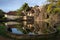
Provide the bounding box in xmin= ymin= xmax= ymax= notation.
xmin=7 ymin=28 xmax=36 ymax=35
xmin=5 ymin=21 xmax=57 ymax=35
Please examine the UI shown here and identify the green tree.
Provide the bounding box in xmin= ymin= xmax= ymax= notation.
xmin=47 ymin=0 xmax=60 ymax=14
xmin=21 ymin=3 xmax=29 ymax=11
xmin=17 ymin=3 xmax=30 ymax=16
xmin=0 ymin=9 xmax=5 ymax=18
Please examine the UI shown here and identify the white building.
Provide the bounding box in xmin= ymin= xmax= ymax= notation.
xmin=4 ymin=14 xmax=22 ymax=20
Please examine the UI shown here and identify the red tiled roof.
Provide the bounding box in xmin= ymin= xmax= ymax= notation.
xmin=6 ymin=11 xmax=17 ymax=15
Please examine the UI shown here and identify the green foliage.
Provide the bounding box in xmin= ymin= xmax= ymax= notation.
xmin=0 ymin=9 xmax=6 ymax=22
xmin=47 ymin=4 xmax=53 ymax=13
xmin=56 ymin=1 xmax=60 ymax=7
xmin=17 ymin=3 xmax=30 ymax=16
xmin=0 ymin=9 xmax=5 ymax=18
xmin=53 ymin=8 xmax=60 ymax=13
xmin=21 ymin=3 xmax=29 ymax=11
xmin=0 ymin=24 xmax=9 ymax=37
xmin=46 ymin=0 xmax=60 ymax=14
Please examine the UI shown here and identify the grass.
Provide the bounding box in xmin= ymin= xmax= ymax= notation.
xmin=0 ymin=24 xmax=8 ymax=37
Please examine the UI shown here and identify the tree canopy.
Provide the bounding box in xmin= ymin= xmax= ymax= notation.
xmin=0 ymin=9 xmax=5 ymax=18
xmin=47 ymin=0 xmax=60 ymax=14
xmin=17 ymin=3 xmax=30 ymax=16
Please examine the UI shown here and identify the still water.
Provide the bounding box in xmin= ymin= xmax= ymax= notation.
xmin=5 ymin=21 xmax=56 ymax=35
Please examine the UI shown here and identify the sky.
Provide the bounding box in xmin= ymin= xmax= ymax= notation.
xmin=0 ymin=0 xmax=47 ymax=12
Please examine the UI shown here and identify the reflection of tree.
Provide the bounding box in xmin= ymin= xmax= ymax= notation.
xmin=15 ymin=21 xmax=34 ymax=34
xmin=33 ymin=21 xmax=56 ymax=34
xmin=7 ymin=27 xmax=12 ymax=32
xmin=46 ymin=0 xmax=60 ymax=25
xmin=15 ymin=20 xmax=56 ymax=34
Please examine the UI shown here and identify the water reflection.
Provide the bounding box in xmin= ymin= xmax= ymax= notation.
xmin=9 ymin=28 xmax=23 ymax=34
xmin=6 ymin=21 xmax=56 ymax=35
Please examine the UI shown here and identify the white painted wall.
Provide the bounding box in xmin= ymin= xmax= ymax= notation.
xmin=4 ymin=14 xmax=22 ymax=20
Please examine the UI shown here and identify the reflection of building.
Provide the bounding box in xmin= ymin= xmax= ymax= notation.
xmin=5 ymin=20 xmax=56 ymax=34
xmin=22 ymin=21 xmax=34 ymax=32
xmin=5 ymin=22 xmax=20 ymax=25
xmin=22 ymin=21 xmax=54 ymax=34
